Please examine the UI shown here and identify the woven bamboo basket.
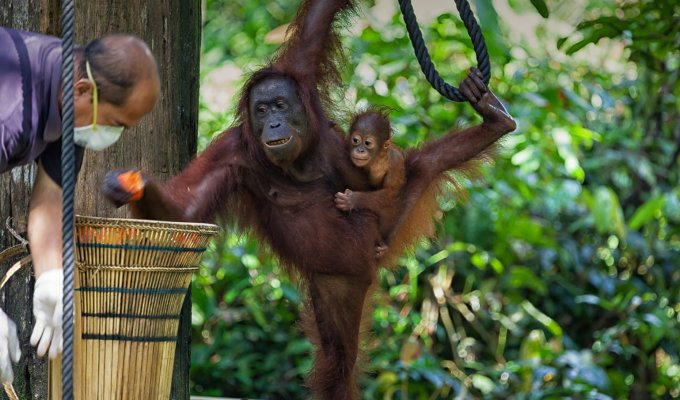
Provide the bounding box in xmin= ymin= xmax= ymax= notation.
xmin=48 ymin=216 xmax=219 ymax=400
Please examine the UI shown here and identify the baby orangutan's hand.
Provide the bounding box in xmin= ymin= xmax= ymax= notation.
xmin=375 ymin=241 xmax=388 ymax=259
xmin=334 ymin=189 xmax=356 ymax=211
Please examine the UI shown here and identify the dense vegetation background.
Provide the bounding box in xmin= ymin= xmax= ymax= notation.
xmin=190 ymin=0 xmax=679 ymax=398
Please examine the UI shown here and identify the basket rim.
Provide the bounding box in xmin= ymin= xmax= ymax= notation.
xmin=75 ymin=262 xmax=200 ymax=271
xmin=75 ymin=215 xmax=220 ymax=234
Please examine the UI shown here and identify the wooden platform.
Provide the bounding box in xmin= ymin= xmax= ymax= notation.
xmin=191 ymin=397 xmax=254 ymax=400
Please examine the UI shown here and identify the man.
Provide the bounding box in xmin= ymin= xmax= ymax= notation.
xmin=0 ymin=27 xmax=160 ymax=384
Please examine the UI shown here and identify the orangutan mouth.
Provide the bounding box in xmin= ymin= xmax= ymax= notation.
xmin=266 ymin=137 xmax=292 ymax=147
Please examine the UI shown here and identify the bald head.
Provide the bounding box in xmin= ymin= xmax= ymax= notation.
xmin=72 ymin=34 xmax=160 ymax=130
xmin=76 ymin=34 xmax=159 ymax=107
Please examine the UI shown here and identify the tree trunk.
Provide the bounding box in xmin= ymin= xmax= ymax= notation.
xmin=0 ymin=0 xmax=201 ymax=398
xmin=72 ymin=2 xmax=201 ymax=400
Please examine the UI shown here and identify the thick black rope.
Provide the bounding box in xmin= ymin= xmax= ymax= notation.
xmin=60 ymin=0 xmax=75 ymax=398
xmin=398 ymin=0 xmax=490 ymax=102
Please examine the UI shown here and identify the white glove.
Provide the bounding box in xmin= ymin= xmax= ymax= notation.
xmin=30 ymin=269 xmax=63 ymax=359
xmin=0 ymin=308 xmax=21 ymax=383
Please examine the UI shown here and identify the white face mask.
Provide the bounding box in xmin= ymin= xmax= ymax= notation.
xmin=74 ymin=61 xmax=125 ymax=151
xmin=74 ymin=124 xmax=124 ymax=151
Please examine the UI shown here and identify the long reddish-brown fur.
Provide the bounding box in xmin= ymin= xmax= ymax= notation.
xmin=119 ymin=1 xmax=514 ymax=398
xmin=381 ymin=139 xmax=499 ymax=268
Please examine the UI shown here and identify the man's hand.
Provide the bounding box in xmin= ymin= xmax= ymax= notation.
xmin=30 ymin=269 xmax=63 ymax=359
xmin=459 ymin=68 xmax=516 ymax=133
xmin=103 ymin=169 xmax=147 ymax=207
xmin=0 ymin=309 xmax=21 ymax=384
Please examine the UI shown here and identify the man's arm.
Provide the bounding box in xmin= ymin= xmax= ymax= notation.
xmin=28 ymin=164 xmax=63 ymax=278
xmin=27 ymin=164 xmax=64 ymax=359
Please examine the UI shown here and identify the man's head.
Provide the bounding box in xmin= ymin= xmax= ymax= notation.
xmin=73 ymin=34 xmax=160 ymax=132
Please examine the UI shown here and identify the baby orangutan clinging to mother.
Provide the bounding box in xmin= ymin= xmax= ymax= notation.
xmin=335 ymin=109 xmax=405 ymax=258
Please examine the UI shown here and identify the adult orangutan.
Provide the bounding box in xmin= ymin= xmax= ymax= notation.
xmin=103 ymin=0 xmax=516 ymax=398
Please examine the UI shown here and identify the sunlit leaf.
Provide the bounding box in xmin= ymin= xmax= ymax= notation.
xmin=522 ymin=301 xmax=563 ymax=337
xmin=575 ymin=294 xmax=615 ymax=310
xmin=471 ymin=252 xmax=489 ymax=269
xmin=629 ymin=195 xmax=665 ymax=230
xmin=592 ymin=187 xmax=626 ymax=238
xmin=471 ymin=374 xmax=496 ymax=394
xmin=570 ymin=125 xmax=602 ymax=145
xmin=425 ymin=250 xmax=449 ymax=266
xmin=511 ymin=147 xmax=534 ymax=165
xmin=519 ymin=329 xmax=546 ymax=361
xmin=565 ymin=26 xmax=621 ymax=55
xmin=490 ymin=257 xmax=504 ymax=274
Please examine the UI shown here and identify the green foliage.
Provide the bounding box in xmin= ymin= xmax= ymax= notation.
xmin=191 ymin=236 xmax=311 ymax=398
xmin=192 ymin=0 xmax=680 ymax=398
xmin=528 ymin=0 xmax=549 ymax=18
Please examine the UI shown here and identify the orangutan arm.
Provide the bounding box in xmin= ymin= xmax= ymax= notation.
xmin=103 ymin=127 xmax=245 ymax=223
xmin=412 ymin=68 xmax=516 ymax=181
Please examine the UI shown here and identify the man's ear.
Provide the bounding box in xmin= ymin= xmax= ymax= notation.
xmin=74 ymin=79 xmax=93 ymax=101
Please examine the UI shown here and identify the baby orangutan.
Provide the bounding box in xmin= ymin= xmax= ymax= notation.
xmin=335 ymin=109 xmax=405 ymax=258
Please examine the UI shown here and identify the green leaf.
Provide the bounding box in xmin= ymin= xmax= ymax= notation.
xmin=286 ymin=339 xmax=312 ymax=355
xmin=529 ymin=0 xmax=549 ymax=18
xmin=471 ymin=252 xmax=489 ymax=269
xmin=557 ymin=36 xmax=568 ymax=49
xmin=552 ymin=127 xmax=584 ymax=181
xmin=570 ymin=125 xmax=602 ymax=146
xmin=592 ymin=187 xmax=626 ymax=238
xmin=490 ymin=257 xmax=504 ymax=274
xmin=473 ymin=0 xmax=506 ymax=56
xmin=575 ymin=294 xmax=615 ymax=310
xmin=509 ymin=267 xmax=547 ymax=295
xmin=511 ymin=146 xmax=535 ymax=166
xmin=565 ymin=38 xmax=592 ymax=55
xmin=224 ymin=278 xmax=251 ymax=303
xmin=505 ymin=216 xmax=556 ymax=248
xmin=425 ymin=249 xmax=449 ymax=266
xmin=519 ymin=329 xmax=546 ymax=361
xmin=566 ymin=26 xmax=621 ymax=55
xmin=521 ymin=301 xmax=563 ymax=337
xmin=471 ymin=374 xmax=496 ymax=394
xmin=628 ymin=195 xmax=665 ymax=230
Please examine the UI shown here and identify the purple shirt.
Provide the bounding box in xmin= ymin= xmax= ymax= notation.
xmin=0 ymin=27 xmax=82 ymax=185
